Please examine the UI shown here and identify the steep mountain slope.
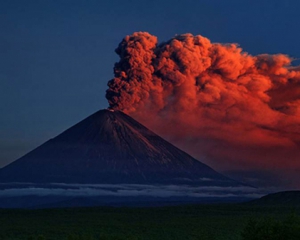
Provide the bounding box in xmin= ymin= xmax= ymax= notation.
xmin=0 ymin=109 xmax=240 ymax=186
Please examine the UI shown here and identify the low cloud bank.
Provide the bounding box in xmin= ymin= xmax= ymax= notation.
xmin=0 ymin=183 xmax=267 ymax=198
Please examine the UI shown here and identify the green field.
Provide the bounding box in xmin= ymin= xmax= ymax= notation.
xmin=0 ymin=203 xmax=299 ymax=240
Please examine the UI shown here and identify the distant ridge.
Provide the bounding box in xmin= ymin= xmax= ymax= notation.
xmin=248 ymin=191 xmax=300 ymax=206
xmin=0 ymin=109 xmax=242 ymax=186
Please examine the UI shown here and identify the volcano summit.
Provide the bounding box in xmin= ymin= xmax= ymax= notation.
xmin=0 ymin=109 xmax=241 ymax=187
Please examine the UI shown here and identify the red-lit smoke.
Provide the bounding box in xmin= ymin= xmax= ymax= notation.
xmin=106 ymin=32 xmax=300 ymax=187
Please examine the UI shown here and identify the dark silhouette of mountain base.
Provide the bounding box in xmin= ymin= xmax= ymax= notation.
xmin=0 ymin=109 xmax=241 ymax=186
xmin=248 ymin=191 xmax=300 ymax=206
xmin=0 ymin=195 xmax=254 ymax=209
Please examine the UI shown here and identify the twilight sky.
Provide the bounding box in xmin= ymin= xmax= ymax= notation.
xmin=1 ymin=0 xmax=300 ymax=188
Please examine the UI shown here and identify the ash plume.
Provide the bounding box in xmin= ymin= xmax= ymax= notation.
xmin=106 ymin=32 xmax=300 ymax=187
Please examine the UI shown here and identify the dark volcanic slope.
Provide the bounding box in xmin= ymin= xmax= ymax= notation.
xmin=0 ymin=109 xmax=239 ymax=185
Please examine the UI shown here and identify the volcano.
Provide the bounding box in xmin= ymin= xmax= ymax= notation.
xmin=0 ymin=109 xmax=241 ymax=186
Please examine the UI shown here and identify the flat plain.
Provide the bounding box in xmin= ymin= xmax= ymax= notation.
xmin=0 ymin=202 xmax=299 ymax=240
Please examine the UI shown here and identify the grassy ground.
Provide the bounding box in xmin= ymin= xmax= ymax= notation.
xmin=0 ymin=203 xmax=299 ymax=240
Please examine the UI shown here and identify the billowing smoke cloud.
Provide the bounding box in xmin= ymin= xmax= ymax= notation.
xmin=106 ymin=32 xmax=300 ymax=188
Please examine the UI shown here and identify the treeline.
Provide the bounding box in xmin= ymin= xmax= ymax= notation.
xmin=23 ymin=234 xmax=139 ymax=240
xmin=3 ymin=212 xmax=300 ymax=240
xmin=242 ymin=213 xmax=300 ymax=240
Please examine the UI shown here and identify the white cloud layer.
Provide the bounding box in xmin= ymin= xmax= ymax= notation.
xmin=0 ymin=183 xmax=267 ymax=198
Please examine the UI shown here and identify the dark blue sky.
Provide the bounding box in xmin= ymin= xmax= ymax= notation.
xmin=1 ymin=0 xmax=300 ymax=168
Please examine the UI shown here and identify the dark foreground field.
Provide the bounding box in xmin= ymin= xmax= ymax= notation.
xmin=0 ymin=203 xmax=299 ymax=240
